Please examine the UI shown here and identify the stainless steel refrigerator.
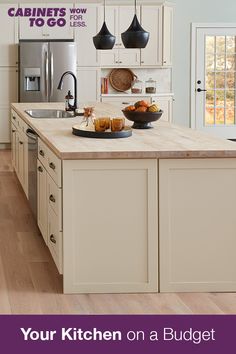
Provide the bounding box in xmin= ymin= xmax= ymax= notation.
xmin=19 ymin=41 xmax=77 ymax=102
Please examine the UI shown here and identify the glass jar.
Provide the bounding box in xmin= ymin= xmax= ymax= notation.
xmin=145 ymin=78 xmax=157 ymax=94
xmin=131 ymin=77 xmax=143 ymax=94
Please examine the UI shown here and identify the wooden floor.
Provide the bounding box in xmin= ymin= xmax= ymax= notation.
xmin=1 ymin=150 xmax=236 ymax=314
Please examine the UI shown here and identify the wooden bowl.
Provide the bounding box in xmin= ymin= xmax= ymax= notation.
xmin=122 ymin=110 xmax=163 ymax=129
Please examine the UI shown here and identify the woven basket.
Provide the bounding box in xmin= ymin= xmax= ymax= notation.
xmin=109 ymin=69 xmax=136 ymax=92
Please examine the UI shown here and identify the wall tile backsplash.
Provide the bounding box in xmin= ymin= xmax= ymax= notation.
xmin=101 ymin=68 xmax=172 ymax=94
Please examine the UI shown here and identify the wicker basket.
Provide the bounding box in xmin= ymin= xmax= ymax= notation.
xmin=109 ymin=68 xmax=136 ymax=92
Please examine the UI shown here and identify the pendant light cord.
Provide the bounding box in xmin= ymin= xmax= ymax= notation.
xmin=135 ymin=0 xmax=137 ymax=15
xmin=104 ymin=0 xmax=106 ymax=21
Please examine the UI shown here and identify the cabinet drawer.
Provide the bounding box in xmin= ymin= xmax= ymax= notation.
xmin=48 ymin=207 xmax=63 ymax=274
xmin=47 ymin=173 xmax=62 ymax=229
xmin=47 ymin=148 xmax=62 ymax=187
xmin=11 ymin=110 xmax=19 ymax=127
xmin=38 ymin=138 xmax=48 ymax=166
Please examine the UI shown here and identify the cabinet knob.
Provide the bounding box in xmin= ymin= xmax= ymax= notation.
xmin=38 ymin=166 xmax=43 ymax=173
xmin=13 ymin=116 xmax=16 ymax=120
xmin=39 ymin=149 xmax=45 ymax=157
xmin=49 ymin=162 xmax=56 ymax=170
xmin=49 ymin=194 xmax=56 ymax=203
xmin=50 ymin=234 xmax=56 ymax=244
xmin=12 ymin=129 xmax=16 ymax=133
xmin=19 ymin=141 xmax=23 ymax=145
xmin=141 ymin=61 xmax=144 ymax=64
xmin=119 ymin=61 xmax=122 ymax=64
xmin=163 ymin=61 xmax=167 ymax=64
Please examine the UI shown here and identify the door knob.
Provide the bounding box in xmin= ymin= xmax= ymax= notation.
xmin=197 ymin=88 xmax=207 ymax=92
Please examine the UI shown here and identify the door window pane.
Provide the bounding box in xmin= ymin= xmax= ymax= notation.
xmin=215 ymin=90 xmax=225 ymax=106
xmin=206 ymin=90 xmax=214 ymax=105
xmin=226 ymin=36 xmax=235 ymax=54
xmin=206 ymin=72 xmax=215 ymax=89
xmin=215 ymin=72 xmax=225 ymax=88
xmin=206 ymin=54 xmax=215 ymax=71
xmin=226 ymin=107 xmax=235 ymax=125
xmin=205 ymin=106 xmax=215 ymax=125
xmin=226 ymin=55 xmax=235 ymax=70
xmin=226 ymin=72 xmax=235 ymax=89
xmin=206 ymin=36 xmax=215 ymax=53
xmin=216 ymin=36 xmax=225 ymax=53
xmin=215 ymin=108 xmax=225 ymax=124
xmin=216 ymin=54 xmax=225 ymax=70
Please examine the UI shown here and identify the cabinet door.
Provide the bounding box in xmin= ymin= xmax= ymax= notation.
xmin=18 ymin=130 xmax=28 ymax=197
xmin=100 ymin=6 xmax=119 ymax=67
xmin=118 ymin=49 xmax=140 ymax=67
xmin=37 ymin=160 xmax=48 ymax=244
xmin=63 ymin=159 xmax=158 ymax=294
xmin=160 ymin=158 xmax=236 ymax=292
xmin=152 ymin=96 xmax=173 ymax=122
xmin=163 ymin=6 xmax=173 ymax=66
xmin=19 ymin=3 xmax=45 ymax=40
xmin=75 ymin=4 xmax=101 ymax=66
xmin=118 ymin=6 xmax=141 ymax=48
xmin=43 ymin=3 xmax=74 ymax=40
xmin=100 ymin=50 xmax=119 ymax=67
xmin=77 ymin=67 xmax=100 ymax=103
xmin=0 ymin=4 xmax=18 ymax=66
xmin=0 ymin=68 xmax=18 ymax=143
xmin=101 ymin=96 xmax=152 ymax=111
xmin=11 ymin=124 xmax=17 ymax=169
xmin=141 ymin=6 xmax=162 ymax=66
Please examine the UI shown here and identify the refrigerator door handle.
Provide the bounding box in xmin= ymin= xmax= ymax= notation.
xmin=50 ymin=51 xmax=54 ymax=98
xmin=45 ymin=50 xmax=49 ymax=98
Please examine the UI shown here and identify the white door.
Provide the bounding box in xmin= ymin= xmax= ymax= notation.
xmin=194 ymin=26 xmax=236 ymax=138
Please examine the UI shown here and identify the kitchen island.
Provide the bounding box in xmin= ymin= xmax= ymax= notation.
xmin=11 ymin=102 xmax=236 ymax=294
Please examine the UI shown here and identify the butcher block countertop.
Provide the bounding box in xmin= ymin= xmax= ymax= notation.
xmin=11 ymin=102 xmax=236 ymax=160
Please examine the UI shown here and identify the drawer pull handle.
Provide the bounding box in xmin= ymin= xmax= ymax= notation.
xmin=50 ymin=234 xmax=56 ymax=244
xmin=12 ymin=129 xmax=16 ymax=133
xmin=19 ymin=141 xmax=23 ymax=145
xmin=49 ymin=194 xmax=56 ymax=203
xmin=49 ymin=162 xmax=56 ymax=170
xmin=38 ymin=166 xmax=43 ymax=173
xmin=13 ymin=116 xmax=16 ymax=120
xmin=39 ymin=149 xmax=45 ymax=157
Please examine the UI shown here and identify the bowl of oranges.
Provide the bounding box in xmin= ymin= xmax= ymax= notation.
xmin=122 ymin=100 xmax=163 ymax=129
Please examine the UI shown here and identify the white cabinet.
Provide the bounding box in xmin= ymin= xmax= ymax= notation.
xmin=0 ymin=4 xmax=18 ymax=66
xmin=63 ymin=159 xmax=158 ymax=294
xmin=19 ymin=3 xmax=74 ymax=40
xmin=11 ymin=111 xmax=28 ymax=196
xmin=141 ymin=6 xmax=162 ymax=66
xmin=101 ymin=95 xmax=152 ymax=110
xmin=151 ymin=96 xmax=173 ymax=122
xmin=141 ymin=5 xmax=173 ymax=67
xmin=37 ymin=137 xmax=63 ymax=274
xmin=77 ymin=67 xmax=100 ymax=103
xmin=159 ymin=158 xmax=236 ymax=292
xmin=37 ymin=160 xmax=48 ymax=244
xmin=75 ymin=4 xmax=101 ymax=67
xmin=163 ymin=6 xmax=173 ymax=66
xmin=0 ymin=68 xmax=18 ymax=143
xmin=100 ymin=6 xmax=141 ymax=67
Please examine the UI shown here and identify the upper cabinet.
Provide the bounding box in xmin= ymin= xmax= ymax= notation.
xmin=19 ymin=3 xmax=74 ymax=40
xmin=100 ymin=6 xmax=141 ymax=67
xmin=0 ymin=4 xmax=18 ymax=66
xmin=140 ymin=6 xmax=162 ymax=66
xmin=75 ymin=4 xmax=101 ymax=67
xmin=101 ymin=4 xmax=173 ymax=68
xmin=162 ymin=5 xmax=173 ymax=66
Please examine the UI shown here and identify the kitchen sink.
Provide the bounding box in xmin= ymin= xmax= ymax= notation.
xmin=25 ymin=109 xmax=75 ymax=119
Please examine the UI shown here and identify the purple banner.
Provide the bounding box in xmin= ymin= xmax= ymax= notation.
xmin=0 ymin=315 xmax=235 ymax=354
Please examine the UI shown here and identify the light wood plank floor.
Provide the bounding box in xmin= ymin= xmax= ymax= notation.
xmin=1 ymin=149 xmax=236 ymax=314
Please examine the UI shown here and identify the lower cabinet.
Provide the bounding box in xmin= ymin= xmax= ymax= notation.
xmin=11 ymin=113 xmax=28 ymax=197
xmin=37 ymin=138 xmax=63 ymax=274
xmin=159 ymin=158 xmax=236 ymax=292
xmin=151 ymin=96 xmax=173 ymax=123
xmin=63 ymin=159 xmax=158 ymax=294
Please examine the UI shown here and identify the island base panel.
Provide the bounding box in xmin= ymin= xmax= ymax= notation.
xmin=63 ymin=159 xmax=158 ymax=294
xmin=160 ymin=158 xmax=236 ymax=292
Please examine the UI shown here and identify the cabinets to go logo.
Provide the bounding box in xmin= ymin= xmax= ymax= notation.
xmin=8 ymin=7 xmax=88 ymax=28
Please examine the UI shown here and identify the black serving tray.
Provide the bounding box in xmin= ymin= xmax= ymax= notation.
xmin=72 ymin=124 xmax=132 ymax=139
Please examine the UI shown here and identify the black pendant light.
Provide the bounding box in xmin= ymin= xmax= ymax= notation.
xmin=121 ymin=0 xmax=150 ymax=49
xmin=93 ymin=0 xmax=116 ymax=50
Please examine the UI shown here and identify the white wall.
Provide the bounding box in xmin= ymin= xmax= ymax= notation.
xmin=173 ymin=0 xmax=236 ymax=126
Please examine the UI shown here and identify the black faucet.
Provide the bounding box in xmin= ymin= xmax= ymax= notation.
xmin=57 ymin=71 xmax=78 ymax=111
